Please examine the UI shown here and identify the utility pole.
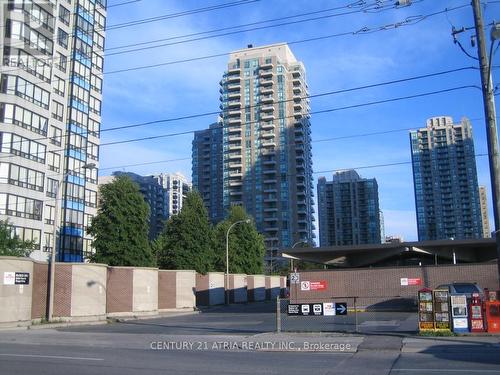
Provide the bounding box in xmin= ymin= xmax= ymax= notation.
xmin=471 ymin=0 xmax=500 ymax=286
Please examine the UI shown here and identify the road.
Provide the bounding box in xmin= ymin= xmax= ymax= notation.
xmin=0 ymin=302 xmax=498 ymax=374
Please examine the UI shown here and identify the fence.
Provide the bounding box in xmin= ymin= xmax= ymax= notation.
xmin=276 ymin=295 xmax=418 ymax=333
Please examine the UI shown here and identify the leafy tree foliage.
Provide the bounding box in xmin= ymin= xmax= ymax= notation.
xmin=157 ymin=191 xmax=214 ymax=273
xmin=213 ymin=206 xmax=265 ymax=275
xmin=0 ymin=220 xmax=34 ymax=257
xmin=87 ymin=175 xmax=155 ymax=267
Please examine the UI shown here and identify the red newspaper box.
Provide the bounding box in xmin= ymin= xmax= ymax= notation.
xmin=469 ymin=292 xmax=485 ymax=332
xmin=485 ymin=301 xmax=500 ymax=333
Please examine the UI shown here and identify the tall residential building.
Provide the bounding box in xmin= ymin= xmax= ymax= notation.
xmin=479 ymin=185 xmax=491 ymax=238
xmin=220 ymin=43 xmax=314 ymax=266
xmin=317 ymin=170 xmax=381 ymax=246
xmin=192 ymin=122 xmax=224 ymax=223
xmin=152 ymin=172 xmax=191 ymax=217
xmin=0 ymin=1 xmax=106 ymax=262
xmin=111 ymin=172 xmax=167 ymax=241
xmin=410 ymin=116 xmax=483 ymax=240
xmin=106 ymin=172 xmax=191 ymax=240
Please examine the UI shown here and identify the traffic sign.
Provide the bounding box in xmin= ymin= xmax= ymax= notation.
xmin=335 ymin=302 xmax=347 ymax=315
xmin=290 ymin=273 xmax=300 ymax=284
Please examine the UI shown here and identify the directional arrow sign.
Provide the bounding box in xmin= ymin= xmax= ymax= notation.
xmin=335 ymin=302 xmax=347 ymax=315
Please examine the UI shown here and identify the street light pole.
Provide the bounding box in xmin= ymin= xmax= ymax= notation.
xmin=47 ymin=162 xmax=96 ymax=321
xmin=225 ymin=219 xmax=250 ymax=305
xmin=290 ymin=241 xmax=307 ymax=271
xmin=471 ymin=0 xmax=500 ymax=287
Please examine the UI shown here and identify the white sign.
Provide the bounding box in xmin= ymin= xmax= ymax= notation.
xmin=290 ymin=273 xmax=300 ymax=284
xmin=300 ymin=281 xmax=310 ymax=291
xmin=453 ymin=318 xmax=468 ymax=329
xmin=3 ymin=272 xmax=15 ymax=285
xmin=301 ymin=304 xmax=310 ymax=314
xmin=323 ymin=302 xmax=335 ymax=316
xmin=400 ymin=278 xmax=408 ymax=286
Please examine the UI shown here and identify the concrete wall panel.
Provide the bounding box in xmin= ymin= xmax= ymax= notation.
xmin=132 ymin=268 xmax=158 ymax=312
xmin=0 ymin=257 xmax=33 ymax=324
xmin=71 ymin=264 xmax=106 ymax=318
xmin=208 ymin=272 xmax=225 ymax=306
xmin=229 ymin=274 xmax=247 ymax=303
xmin=176 ymin=270 xmax=196 ymax=309
xmin=248 ymin=275 xmax=266 ymax=302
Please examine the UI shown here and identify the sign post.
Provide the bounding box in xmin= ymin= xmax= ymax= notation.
xmin=287 ymin=302 xmax=347 ymax=316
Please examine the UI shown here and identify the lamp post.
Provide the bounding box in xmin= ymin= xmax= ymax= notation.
xmin=47 ymin=162 xmax=96 ymax=321
xmin=225 ymin=219 xmax=250 ymax=305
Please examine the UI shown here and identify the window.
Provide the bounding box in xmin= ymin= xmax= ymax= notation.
xmin=89 ymin=96 xmax=101 ymax=115
xmin=10 ymin=226 xmax=41 ymax=250
xmin=87 ymin=142 xmax=98 ymax=161
xmin=59 ymin=5 xmax=70 ymax=25
xmin=8 ymin=20 xmax=53 ymax=55
xmin=57 ymin=28 xmax=68 ymax=48
xmin=2 ymin=75 xmax=50 ymax=109
xmin=0 ymin=104 xmax=48 ymax=135
xmin=56 ymin=53 xmax=67 ymax=72
xmin=66 ymin=183 xmax=85 ymax=203
xmin=85 ymin=166 xmax=97 ymax=184
xmin=47 ymin=152 xmax=61 ymax=172
xmin=92 ymin=53 xmax=104 ymax=72
xmin=85 ymin=189 xmax=97 ymax=208
xmin=46 ymin=178 xmax=58 ymax=198
xmin=53 ymin=76 xmax=65 ymax=96
xmin=90 ymin=74 xmax=102 ymax=93
xmin=45 ymin=205 xmax=55 ymax=225
xmin=2 ymin=163 xmax=45 ymax=192
xmin=51 ymin=101 xmax=64 ymax=122
xmin=3 ymin=47 xmax=52 ymax=83
xmin=44 ymin=232 xmax=53 ymax=252
xmin=0 ymin=132 xmax=46 ymax=163
xmin=0 ymin=193 xmax=43 ymax=221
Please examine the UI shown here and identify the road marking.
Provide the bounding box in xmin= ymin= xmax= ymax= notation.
xmin=0 ymin=354 xmax=104 ymax=361
xmin=393 ymin=370 xmax=500 ymax=373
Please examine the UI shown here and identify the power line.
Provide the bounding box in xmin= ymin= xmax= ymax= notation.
xmin=105 ymin=4 xmax=469 ymax=75
xmin=1 ymin=66 xmax=475 ymax=151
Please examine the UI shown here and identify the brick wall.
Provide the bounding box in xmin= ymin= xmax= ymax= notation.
xmin=31 ymin=262 xmax=48 ymax=319
xmin=158 ymin=271 xmax=176 ymax=309
xmin=291 ymin=263 xmax=499 ymax=307
xmin=106 ymin=267 xmax=133 ymax=313
xmin=54 ymin=264 xmax=72 ymax=317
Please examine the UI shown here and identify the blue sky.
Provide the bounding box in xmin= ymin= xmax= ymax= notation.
xmin=99 ymin=0 xmax=500 ymax=241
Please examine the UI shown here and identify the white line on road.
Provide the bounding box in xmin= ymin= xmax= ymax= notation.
xmin=0 ymin=354 xmax=104 ymax=361
xmin=393 ymin=370 xmax=500 ymax=373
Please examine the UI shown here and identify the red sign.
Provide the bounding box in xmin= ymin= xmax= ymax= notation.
xmin=401 ymin=278 xmax=422 ymax=286
xmin=310 ymin=281 xmax=327 ymax=291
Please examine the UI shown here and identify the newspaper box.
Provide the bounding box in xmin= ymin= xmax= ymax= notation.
xmin=450 ymin=294 xmax=469 ymax=333
xmin=433 ymin=289 xmax=451 ymax=331
xmin=418 ymin=288 xmax=434 ymax=332
xmin=469 ymin=292 xmax=485 ymax=332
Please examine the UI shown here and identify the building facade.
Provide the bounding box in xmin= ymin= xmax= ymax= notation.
xmin=192 ymin=122 xmax=224 ymax=223
xmin=317 ymin=170 xmax=381 ymax=246
xmin=410 ymin=116 xmax=483 ymax=241
xmin=0 ymin=0 xmax=106 ymax=261
xmin=479 ymin=185 xmax=491 ymax=238
xmin=105 ymin=171 xmax=191 ymax=240
xmin=220 ymin=43 xmax=315 ymax=266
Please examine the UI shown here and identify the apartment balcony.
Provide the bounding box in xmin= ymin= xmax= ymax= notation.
xmin=292 ymin=86 xmax=302 ymax=94
xmin=261 ymin=113 xmax=275 ymax=121
xmin=264 ymin=207 xmax=278 ymax=212
xmin=292 ymin=70 xmax=301 ymax=78
xmin=228 ymin=66 xmax=241 ymax=74
xmin=229 ymin=170 xmax=243 ymax=177
xmin=263 ymin=186 xmax=277 ymax=193
xmin=228 ymin=180 xmax=243 ymax=187
xmin=261 ymin=122 xmax=275 ymax=130
xmin=227 ymin=152 xmax=242 ymax=160
xmin=260 ymin=62 xmax=273 ymax=69
xmin=227 ymin=117 xmax=242 ymax=125
xmin=228 ymin=135 xmax=241 ymax=142
xmin=260 ymin=131 xmax=275 ymax=139
xmin=228 ymin=91 xmax=241 ymax=99
xmin=261 ymin=140 xmax=276 ymax=148
xmin=259 ymin=69 xmax=273 ymax=78
xmin=260 ymin=104 xmax=274 ymax=112
xmin=262 ymin=159 xmax=276 ymax=166
xmin=292 ymin=78 xmax=301 ymax=86
xmin=229 ymin=190 xmax=243 ymax=196
xmin=226 ymin=75 xmax=241 ymax=83
xmin=261 ymin=95 xmax=274 ymax=104
xmin=264 ymin=216 xmax=278 ymax=222
xmin=260 ymin=87 xmax=274 ymax=95
xmin=227 ymin=109 xmax=242 ymax=117
xmin=293 ymin=102 xmax=303 ymax=111
xmin=226 ymin=83 xmax=241 ymax=91
xmin=228 ymin=143 xmax=242 ymax=151
xmin=262 ymin=169 xmax=277 ymax=175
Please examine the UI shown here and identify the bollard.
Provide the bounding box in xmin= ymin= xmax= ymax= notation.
xmin=276 ymin=296 xmax=281 ymax=333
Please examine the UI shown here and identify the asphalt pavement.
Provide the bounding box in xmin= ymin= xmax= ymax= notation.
xmin=0 ymin=302 xmax=499 ymax=374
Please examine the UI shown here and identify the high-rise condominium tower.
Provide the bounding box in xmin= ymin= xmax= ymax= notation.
xmin=410 ymin=116 xmax=483 ymax=240
xmin=479 ymin=185 xmax=491 ymax=238
xmin=220 ymin=43 xmax=314 ymax=265
xmin=192 ymin=122 xmax=224 ymax=224
xmin=0 ymin=1 xmax=106 ymax=261
xmin=317 ymin=170 xmax=381 ymax=246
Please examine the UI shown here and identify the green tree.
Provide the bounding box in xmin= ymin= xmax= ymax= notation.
xmin=157 ymin=191 xmax=214 ymax=273
xmin=0 ymin=220 xmax=34 ymax=257
xmin=87 ymin=175 xmax=155 ymax=267
xmin=214 ymin=206 xmax=265 ymax=275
